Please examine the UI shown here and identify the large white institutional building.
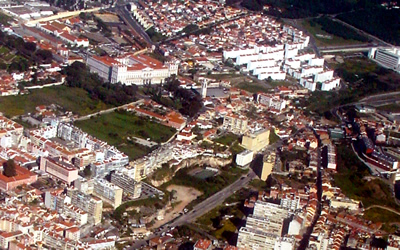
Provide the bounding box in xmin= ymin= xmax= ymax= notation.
xmin=86 ymin=54 xmax=179 ymax=85
xmin=369 ymin=47 xmax=400 ymax=73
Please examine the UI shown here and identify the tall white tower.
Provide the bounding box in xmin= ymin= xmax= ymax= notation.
xmin=201 ymin=80 xmax=208 ymax=99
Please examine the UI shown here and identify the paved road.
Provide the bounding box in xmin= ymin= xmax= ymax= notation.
xmin=131 ymin=136 xmax=158 ymax=147
xmin=74 ymin=99 xmax=143 ymax=121
xmin=114 ymin=5 xmax=154 ymax=46
xmin=129 ymin=170 xmax=257 ymax=249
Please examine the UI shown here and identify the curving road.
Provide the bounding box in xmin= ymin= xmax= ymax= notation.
xmin=129 ymin=170 xmax=256 ymax=249
xmin=363 ymin=205 xmax=400 ymax=217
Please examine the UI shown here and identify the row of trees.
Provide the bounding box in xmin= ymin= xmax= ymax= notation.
xmin=64 ymin=62 xmax=138 ymax=106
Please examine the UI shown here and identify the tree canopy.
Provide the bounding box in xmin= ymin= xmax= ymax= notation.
xmin=64 ymin=62 xmax=138 ymax=106
xmin=3 ymin=159 xmax=17 ymax=178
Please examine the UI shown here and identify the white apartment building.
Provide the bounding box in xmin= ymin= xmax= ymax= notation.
xmin=63 ymin=204 xmax=88 ymax=226
xmin=236 ymin=150 xmax=254 ymax=167
xmin=253 ymin=200 xmax=289 ymax=220
xmin=246 ymin=215 xmax=283 ymax=236
xmin=369 ymin=47 xmax=400 ymax=72
xmin=222 ymin=114 xmax=248 ymax=134
xmin=257 ymin=93 xmax=286 ymax=112
xmin=237 ymin=227 xmax=283 ymax=250
xmin=280 ymin=194 xmax=301 ymax=211
xmin=86 ymin=54 xmax=179 ymax=85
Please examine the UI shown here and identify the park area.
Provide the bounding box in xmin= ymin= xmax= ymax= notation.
xmin=0 ymin=86 xmax=110 ymax=117
xmin=74 ymin=110 xmax=176 ymax=159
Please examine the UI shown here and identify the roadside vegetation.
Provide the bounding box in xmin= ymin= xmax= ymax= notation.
xmin=195 ymin=188 xmax=249 ymax=244
xmin=0 ymin=12 xmax=12 ymax=25
xmin=334 ymin=144 xmax=399 ymax=210
xmin=301 ymin=16 xmax=368 ymax=46
xmin=364 ymin=208 xmax=400 ymax=233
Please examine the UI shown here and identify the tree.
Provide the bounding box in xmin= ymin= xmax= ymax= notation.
xmin=3 ymin=159 xmax=17 ymax=177
xmin=83 ymin=165 xmax=92 ymax=178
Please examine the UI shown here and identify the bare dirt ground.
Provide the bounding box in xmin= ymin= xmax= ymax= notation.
xmin=152 ymin=185 xmax=202 ymax=228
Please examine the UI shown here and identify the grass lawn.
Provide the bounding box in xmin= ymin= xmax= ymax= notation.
xmin=0 ymin=86 xmax=110 ymax=117
xmin=364 ymin=208 xmax=400 ymax=233
xmin=75 ymin=110 xmax=176 ymax=143
xmin=301 ymin=19 xmax=366 ymax=47
xmin=0 ymin=12 xmax=12 ymax=25
xmin=269 ymin=129 xmax=280 ymax=144
xmin=118 ymin=144 xmax=152 ymax=161
xmin=214 ymin=133 xmax=239 ymax=146
xmin=230 ymin=142 xmax=245 ymax=155
xmin=334 ymin=144 xmax=400 ymax=209
xmin=0 ymin=46 xmax=9 ymax=55
xmin=237 ymin=82 xmax=271 ymax=93
xmin=376 ymin=103 xmax=400 ymax=113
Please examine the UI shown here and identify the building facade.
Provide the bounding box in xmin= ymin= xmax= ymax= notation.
xmin=67 ymin=189 xmax=103 ymax=225
xmin=86 ymin=54 xmax=178 ymax=85
xmin=261 ymin=153 xmax=276 ymax=181
xmin=223 ymin=114 xmax=248 ymax=134
xmin=93 ymin=179 xmax=123 ymax=208
xmin=242 ymin=129 xmax=270 ymax=152
xmin=110 ymin=172 xmax=142 ymax=199
xmin=369 ymin=47 xmax=400 ymax=72
xmin=39 ymin=157 xmax=78 ymax=185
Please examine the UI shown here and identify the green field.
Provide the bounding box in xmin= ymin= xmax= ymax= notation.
xmin=301 ymin=18 xmax=367 ymax=47
xmin=214 ymin=133 xmax=239 ymax=146
xmin=237 ymin=82 xmax=270 ymax=93
xmin=75 ymin=110 xmax=175 ymax=143
xmin=74 ymin=111 xmax=176 ymax=159
xmin=237 ymin=80 xmax=293 ymax=94
xmin=0 ymin=86 xmax=110 ymax=117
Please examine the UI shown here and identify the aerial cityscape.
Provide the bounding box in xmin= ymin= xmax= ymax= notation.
xmin=0 ymin=0 xmax=399 ymax=249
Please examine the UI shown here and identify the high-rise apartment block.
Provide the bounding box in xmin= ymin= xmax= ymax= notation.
xmin=93 ymin=178 xmax=123 ymax=208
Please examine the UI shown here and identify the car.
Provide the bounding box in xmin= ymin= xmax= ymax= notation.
xmin=240 ymin=176 xmax=245 ymax=180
